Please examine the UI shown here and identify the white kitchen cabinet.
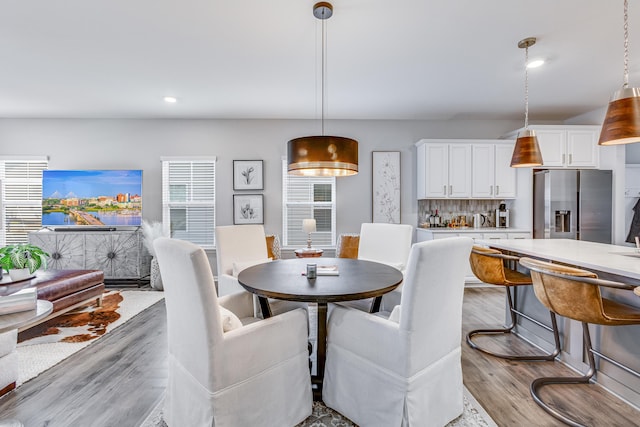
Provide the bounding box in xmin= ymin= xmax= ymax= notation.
xmin=472 ymin=144 xmax=516 ymax=198
xmin=416 ymin=228 xmax=532 ymax=284
xmin=417 ymin=142 xmax=471 ymax=198
xmin=503 ymin=125 xmax=600 ymax=169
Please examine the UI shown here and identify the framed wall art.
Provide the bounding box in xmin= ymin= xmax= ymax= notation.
xmin=372 ymin=151 xmax=401 ymax=223
xmin=233 ymin=160 xmax=264 ymax=190
xmin=233 ymin=194 xmax=264 ymax=224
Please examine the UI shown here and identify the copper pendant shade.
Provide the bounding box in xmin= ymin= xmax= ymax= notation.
xmin=510 ymin=129 xmax=543 ymax=167
xmin=288 ymin=136 xmax=358 ymax=176
xmin=287 ymin=2 xmax=359 ymax=177
xmin=599 ymin=0 xmax=640 ymax=146
xmin=510 ymin=37 xmax=543 ymax=168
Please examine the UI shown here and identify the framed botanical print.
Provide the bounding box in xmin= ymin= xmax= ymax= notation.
xmin=233 ymin=160 xmax=264 ymax=190
xmin=372 ymin=151 xmax=401 ymax=223
xmin=233 ymin=194 xmax=264 ymax=224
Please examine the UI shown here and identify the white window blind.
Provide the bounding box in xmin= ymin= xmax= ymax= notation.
xmin=0 ymin=157 xmax=48 ymax=245
xmin=161 ymin=157 xmax=216 ymax=249
xmin=282 ymin=159 xmax=336 ymax=247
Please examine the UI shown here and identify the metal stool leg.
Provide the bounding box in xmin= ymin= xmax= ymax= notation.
xmin=530 ymin=322 xmax=597 ymax=427
xmin=467 ymin=288 xmax=561 ymax=361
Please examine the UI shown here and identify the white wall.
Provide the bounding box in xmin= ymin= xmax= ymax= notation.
xmin=0 ymin=118 xmax=523 ymax=239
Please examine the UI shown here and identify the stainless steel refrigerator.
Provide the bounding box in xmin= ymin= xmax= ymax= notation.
xmin=533 ymin=169 xmax=612 ymax=243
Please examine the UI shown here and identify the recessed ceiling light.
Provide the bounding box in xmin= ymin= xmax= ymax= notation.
xmin=527 ymin=59 xmax=545 ymax=69
xmin=163 ymin=96 xmax=178 ymax=103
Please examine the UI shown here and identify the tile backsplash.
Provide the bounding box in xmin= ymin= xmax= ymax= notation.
xmin=418 ymin=199 xmax=513 ymax=227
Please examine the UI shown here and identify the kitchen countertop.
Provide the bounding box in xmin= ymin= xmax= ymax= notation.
xmin=416 ymin=227 xmax=530 ymax=233
xmin=478 ymin=238 xmax=640 ymax=281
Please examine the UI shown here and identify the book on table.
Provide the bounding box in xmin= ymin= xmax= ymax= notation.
xmin=317 ymin=265 xmax=339 ymax=276
xmin=0 ymin=287 xmax=37 ymax=315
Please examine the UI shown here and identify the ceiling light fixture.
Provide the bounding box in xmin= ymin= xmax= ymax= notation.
xmin=599 ymin=0 xmax=640 ymax=146
xmin=163 ymin=96 xmax=177 ymax=103
xmin=287 ymin=2 xmax=358 ymax=177
xmin=510 ymin=37 xmax=543 ymax=168
xmin=527 ymin=59 xmax=545 ymax=69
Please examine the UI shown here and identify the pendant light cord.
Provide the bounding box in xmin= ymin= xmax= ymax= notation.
xmin=624 ymin=0 xmax=630 ymax=88
xmin=524 ymin=44 xmax=530 ymax=129
xmin=321 ymin=16 xmax=326 ymax=136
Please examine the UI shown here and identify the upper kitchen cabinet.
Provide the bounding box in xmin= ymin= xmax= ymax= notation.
xmin=416 ymin=141 xmax=471 ymax=199
xmin=503 ymin=125 xmax=600 ymax=168
xmin=471 ymin=144 xmax=516 ymax=198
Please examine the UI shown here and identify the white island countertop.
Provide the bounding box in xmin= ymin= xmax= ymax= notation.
xmin=478 ymin=238 xmax=640 ymax=281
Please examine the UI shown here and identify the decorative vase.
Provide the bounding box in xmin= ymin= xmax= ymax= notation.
xmin=8 ymin=267 xmax=31 ymax=281
xmin=150 ymin=257 xmax=163 ymax=291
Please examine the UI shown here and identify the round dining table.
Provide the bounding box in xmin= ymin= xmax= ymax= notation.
xmin=238 ymin=257 xmax=403 ymax=400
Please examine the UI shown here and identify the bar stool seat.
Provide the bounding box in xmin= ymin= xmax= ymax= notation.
xmin=467 ymin=245 xmax=560 ymax=361
xmin=519 ymin=257 xmax=640 ymax=427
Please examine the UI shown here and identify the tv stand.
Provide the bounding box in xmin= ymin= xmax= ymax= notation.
xmin=53 ymin=227 xmax=117 ymax=232
xmin=29 ymin=229 xmax=150 ymax=282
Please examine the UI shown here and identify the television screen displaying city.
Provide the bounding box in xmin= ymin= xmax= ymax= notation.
xmin=42 ymin=170 xmax=143 ymax=227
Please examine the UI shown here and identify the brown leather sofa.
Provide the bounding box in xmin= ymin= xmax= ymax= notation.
xmin=20 ymin=269 xmax=105 ymax=330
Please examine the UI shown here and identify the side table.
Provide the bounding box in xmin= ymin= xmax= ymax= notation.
xmin=294 ymin=248 xmax=324 ymax=258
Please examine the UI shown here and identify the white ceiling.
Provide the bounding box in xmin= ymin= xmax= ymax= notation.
xmin=1 ymin=0 xmax=638 ymax=121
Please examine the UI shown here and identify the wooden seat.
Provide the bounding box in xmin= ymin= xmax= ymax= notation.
xmin=467 ymin=245 xmax=560 ymax=361
xmin=519 ymin=257 xmax=640 ymax=427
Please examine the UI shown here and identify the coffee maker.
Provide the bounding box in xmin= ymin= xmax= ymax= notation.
xmin=496 ymin=201 xmax=510 ymax=228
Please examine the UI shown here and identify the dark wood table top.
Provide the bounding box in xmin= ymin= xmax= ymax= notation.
xmin=237 ymin=257 xmax=403 ymax=303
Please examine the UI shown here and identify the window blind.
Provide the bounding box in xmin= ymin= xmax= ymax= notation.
xmin=281 ymin=159 xmax=336 ymax=246
xmin=161 ymin=157 xmax=216 ymax=249
xmin=0 ymin=158 xmax=48 ymax=245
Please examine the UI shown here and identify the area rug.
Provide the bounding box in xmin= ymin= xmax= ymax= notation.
xmin=140 ymin=387 xmax=498 ymax=427
xmin=15 ymin=290 xmax=165 ymax=385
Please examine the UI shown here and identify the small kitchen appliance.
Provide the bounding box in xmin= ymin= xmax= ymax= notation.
xmin=496 ymin=202 xmax=510 ymax=228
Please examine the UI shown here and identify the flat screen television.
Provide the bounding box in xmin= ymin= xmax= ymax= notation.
xmin=42 ymin=170 xmax=142 ymax=228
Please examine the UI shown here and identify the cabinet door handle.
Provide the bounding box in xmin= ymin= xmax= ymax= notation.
xmin=496 ymin=185 xmax=499 ymax=195
xmin=449 ymin=185 xmax=453 ymax=195
xmin=569 ymin=153 xmax=573 ymax=164
xmin=443 ymin=185 xmax=447 ymax=195
xmin=489 ymin=185 xmax=493 ymax=195
xmin=562 ymin=153 xmax=566 ymax=164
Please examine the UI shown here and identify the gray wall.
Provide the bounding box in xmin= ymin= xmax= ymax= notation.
xmin=0 ymin=118 xmax=525 ymax=238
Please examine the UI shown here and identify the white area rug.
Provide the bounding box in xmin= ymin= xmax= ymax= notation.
xmin=16 ymin=290 xmax=164 ymax=385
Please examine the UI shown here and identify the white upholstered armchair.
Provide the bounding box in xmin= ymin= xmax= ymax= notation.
xmin=215 ymin=224 xmax=272 ymax=297
xmin=322 ymin=237 xmax=473 ymax=427
xmin=343 ymin=223 xmax=413 ymax=312
xmin=154 ymin=237 xmax=312 ymax=427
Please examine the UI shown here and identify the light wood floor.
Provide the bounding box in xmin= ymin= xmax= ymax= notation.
xmin=0 ymin=287 xmax=638 ymax=426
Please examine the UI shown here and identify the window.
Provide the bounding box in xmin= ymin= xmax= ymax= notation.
xmin=282 ymin=159 xmax=336 ymax=247
xmin=161 ymin=157 xmax=216 ymax=249
xmin=0 ymin=157 xmax=48 ymax=245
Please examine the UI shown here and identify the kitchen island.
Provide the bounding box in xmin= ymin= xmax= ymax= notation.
xmin=477 ymin=238 xmax=640 ymax=408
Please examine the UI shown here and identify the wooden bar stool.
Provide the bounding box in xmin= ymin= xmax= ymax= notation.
xmin=520 ymin=257 xmax=640 ymax=427
xmin=467 ymin=245 xmax=561 ymax=361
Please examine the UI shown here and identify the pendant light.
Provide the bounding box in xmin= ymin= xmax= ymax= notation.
xmin=510 ymin=37 xmax=543 ymax=168
xmin=599 ymin=0 xmax=640 ymax=146
xmin=287 ymin=2 xmax=358 ymax=177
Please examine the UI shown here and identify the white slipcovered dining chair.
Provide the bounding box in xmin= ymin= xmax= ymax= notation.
xmin=343 ymin=223 xmax=413 ymax=312
xmin=0 ymin=330 xmax=18 ymax=397
xmin=154 ymin=237 xmax=312 ymax=427
xmin=323 ymin=237 xmax=473 ymax=427
xmin=216 ymin=224 xmax=304 ymax=316
xmin=215 ymin=224 xmax=272 ymax=297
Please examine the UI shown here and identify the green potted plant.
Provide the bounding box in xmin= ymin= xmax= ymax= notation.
xmin=0 ymin=243 xmax=49 ymax=281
